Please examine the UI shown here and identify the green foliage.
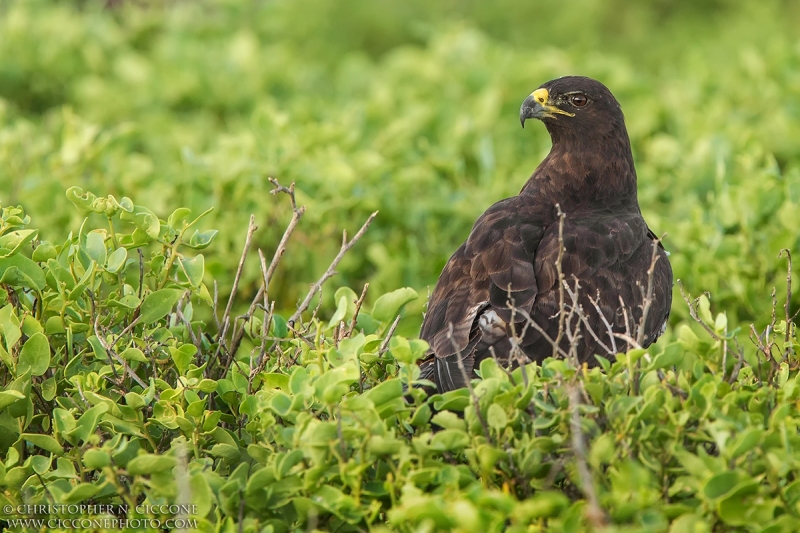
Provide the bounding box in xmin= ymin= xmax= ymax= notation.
xmin=2 ymin=1 xmax=800 ymax=532
xmin=0 ymin=186 xmax=799 ymax=532
xmin=2 ymin=0 xmax=800 ymax=339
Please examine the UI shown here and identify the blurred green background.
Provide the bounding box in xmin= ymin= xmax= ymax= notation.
xmin=1 ymin=0 xmax=800 ymax=338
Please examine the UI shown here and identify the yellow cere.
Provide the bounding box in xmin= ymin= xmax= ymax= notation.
xmin=530 ymin=87 xmax=575 ymax=117
xmin=532 ymin=88 xmax=549 ymax=104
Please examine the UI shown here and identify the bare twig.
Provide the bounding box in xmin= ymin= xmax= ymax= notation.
xmin=728 ymin=335 xmax=746 ymax=383
xmin=779 ymin=249 xmax=794 ymax=356
xmin=515 ymin=307 xmax=571 ymax=360
xmin=286 ymin=322 xmax=316 ymax=349
xmin=288 ymin=211 xmax=378 ymax=325
xmin=378 ymin=315 xmax=402 ymax=357
xmin=678 ymin=280 xmax=745 ymax=383
xmin=137 ymin=248 xmax=144 ymax=300
xmin=447 ymin=323 xmax=492 ymax=443
xmin=611 ymin=332 xmax=643 ymax=351
xmin=750 ymin=323 xmax=773 ymax=362
xmin=636 ymin=236 xmax=661 ymax=347
xmin=553 ymin=204 xmax=567 ymax=357
xmin=504 ymin=291 xmax=531 ymax=386
xmin=264 ymin=179 xmax=306 ymax=289
xmin=568 ymin=384 xmax=607 ymax=528
xmin=209 ymin=215 xmax=258 ymax=377
xmin=227 ymin=179 xmax=306 ymax=359
xmin=175 ymin=293 xmax=200 ymax=352
xmin=346 ymin=283 xmax=370 ymax=338
xmin=562 ymin=277 xmax=584 ymax=368
xmin=255 ymin=249 xmax=274 ymax=368
xmin=212 ymin=280 xmax=221 ymax=331
xmin=584 ymin=293 xmax=618 ymax=355
xmin=93 ymin=315 xmax=148 ymax=390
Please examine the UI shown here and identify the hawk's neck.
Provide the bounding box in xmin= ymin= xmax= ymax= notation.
xmin=519 ymin=129 xmax=640 ymax=213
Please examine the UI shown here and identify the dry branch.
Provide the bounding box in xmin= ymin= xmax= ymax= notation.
xmin=447 ymin=323 xmax=492 ymax=443
xmin=288 ymin=211 xmax=378 ymax=325
xmin=378 ymin=314 xmax=402 ymax=357
xmin=678 ymin=280 xmax=745 ymax=383
xmin=227 ymin=179 xmax=306 ymax=360
xmin=568 ymin=384 xmax=607 ymax=528
xmin=210 ymin=215 xmax=258 ymax=376
xmin=346 ymin=283 xmax=370 ymax=338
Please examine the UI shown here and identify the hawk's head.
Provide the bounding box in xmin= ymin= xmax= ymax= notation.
xmin=520 ymin=76 xmax=626 ymax=142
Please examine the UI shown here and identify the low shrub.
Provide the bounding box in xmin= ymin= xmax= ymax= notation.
xmin=1 ymin=186 xmax=799 ymax=532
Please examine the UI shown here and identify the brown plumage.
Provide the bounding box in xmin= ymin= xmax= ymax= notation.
xmin=419 ymin=76 xmax=673 ymax=393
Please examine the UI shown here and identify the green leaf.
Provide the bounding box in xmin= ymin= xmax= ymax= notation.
xmin=0 ymin=390 xmax=25 ymax=410
xmin=717 ymin=480 xmax=769 ymax=525
xmin=84 ymin=231 xmax=107 ymax=265
xmin=21 ymin=315 xmax=43 ymax=336
xmin=41 ymin=377 xmax=56 ymax=401
xmin=0 ymin=254 xmax=46 ymax=290
xmin=364 ymin=379 xmax=403 ymax=406
xmin=334 ymin=286 xmax=359 ymax=318
xmin=667 ymin=514 xmax=708 ymax=533
xmin=66 ymin=187 xmax=97 ymax=213
xmin=197 ymin=379 xmax=217 ymax=393
xmin=271 ymin=314 xmax=288 ymax=338
xmin=53 ymin=408 xmax=77 ymax=436
xmin=0 ymin=229 xmax=38 ymax=258
xmin=139 ymin=289 xmax=183 ymax=323
xmin=589 ymin=433 xmax=615 ymax=468
xmin=264 ymin=373 xmax=290 ymax=389
xmin=18 ymin=332 xmax=51 ymax=376
xmin=119 ymin=205 xmax=161 ymax=239
xmin=66 ymin=404 xmax=109 ymax=444
xmin=727 ymin=428 xmax=763 ymax=459
xmin=169 ymin=344 xmax=197 ymax=374
xmin=87 ymin=335 xmax=108 ymax=360
xmin=430 ymin=411 xmax=466 ymax=431
xmin=389 ymin=336 xmax=422 ymax=365
xmin=190 ymin=473 xmax=213 ymax=517
xmin=105 ymin=247 xmax=128 ymax=273
xmin=367 ymin=435 xmax=404 ymax=456
xmin=433 ymin=389 xmax=471 ymax=411
xmin=186 ymin=229 xmax=218 ymax=250
xmin=127 ymin=454 xmax=177 ymax=475
xmin=32 ymin=241 xmax=57 ymax=262
xmin=649 ymin=348 xmax=683 ymax=370
xmin=487 ymin=403 xmax=508 ymax=430
xmin=209 ymin=443 xmax=241 ymax=463
xmin=429 ymin=429 xmax=470 ymax=452
xmin=0 ymin=304 xmax=21 ymax=353
xmin=178 ymin=255 xmax=204 ymax=287
xmin=121 ymin=347 xmax=148 ymax=363
xmin=125 ymin=392 xmax=145 ymax=409
xmin=168 ymin=207 xmax=193 ymax=229
xmin=62 ymin=482 xmax=103 ymax=503
xmin=515 ymin=491 xmax=570 ymax=520
xmin=114 ymin=294 xmax=141 ymax=309
xmin=20 ymin=433 xmax=64 ymax=455
xmin=698 ymin=294 xmax=714 ymax=324
xmin=703 ymin=471 xmax=740 ymax=500
xmin=328 ymin=294 xmax=349 ymax=329
xmin=371 ymin=287 xmax=418 ymax=323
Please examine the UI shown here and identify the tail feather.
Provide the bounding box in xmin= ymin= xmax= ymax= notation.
xmin=418 ymin=357 xmax=435 ymax=383
xmin=435 ymin=354 xmax=475 ymax=393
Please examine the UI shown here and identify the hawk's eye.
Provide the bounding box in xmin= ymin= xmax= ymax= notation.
xmin=570 ymin=94 xmax=588 ymax=107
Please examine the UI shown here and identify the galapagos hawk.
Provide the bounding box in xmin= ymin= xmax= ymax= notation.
xmin=419 ymin=76 xmax=673 ymax=393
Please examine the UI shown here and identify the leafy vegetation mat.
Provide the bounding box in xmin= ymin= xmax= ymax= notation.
xmin=2 ymin=1 xmax=800 ymax=532
xmin=1 ymin=184 xmax=799 ymax=532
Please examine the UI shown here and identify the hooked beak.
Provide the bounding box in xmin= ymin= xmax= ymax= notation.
xmin=520 ymin=88 xmax=574 ymax=128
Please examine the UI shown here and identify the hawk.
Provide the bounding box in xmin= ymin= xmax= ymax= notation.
xmin=419 ymin=76 xmax=673 ymax=393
